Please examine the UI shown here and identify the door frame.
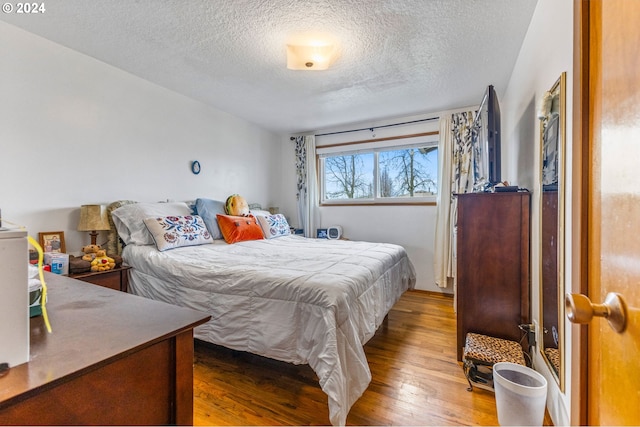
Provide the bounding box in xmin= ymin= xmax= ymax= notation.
xmin=571 ymin=0 xmax=589 ymax=424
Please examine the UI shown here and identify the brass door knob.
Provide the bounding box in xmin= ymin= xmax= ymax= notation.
xmin=565 ymin=292 xmax=627 ymax=333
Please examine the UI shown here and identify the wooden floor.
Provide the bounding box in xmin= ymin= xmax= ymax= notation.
xmin=193 ymin=290 xmax=500 ymax=426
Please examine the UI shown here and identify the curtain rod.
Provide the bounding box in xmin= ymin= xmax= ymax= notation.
xmin=289 ymin=116 xmax=439 ymax=140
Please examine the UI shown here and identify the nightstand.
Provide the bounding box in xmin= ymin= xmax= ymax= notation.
xmin=69 ymin=265 xmax=131 ymax=292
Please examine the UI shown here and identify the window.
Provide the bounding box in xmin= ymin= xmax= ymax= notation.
xmin=318 ymin=134 xmax=438 ymax=205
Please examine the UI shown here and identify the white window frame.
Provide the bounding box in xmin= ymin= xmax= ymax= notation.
xmin=318 ymin=133 xmax=439 ymax=205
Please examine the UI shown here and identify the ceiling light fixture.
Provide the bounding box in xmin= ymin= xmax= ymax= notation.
xmin=286 ymin=41 xmax=337 ymax=71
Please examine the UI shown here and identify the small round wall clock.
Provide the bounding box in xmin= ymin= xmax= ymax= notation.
xmin=191 ymin=160 xmax=201 ymax=175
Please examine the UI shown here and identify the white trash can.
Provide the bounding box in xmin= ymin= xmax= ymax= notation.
xmin=493 ymin=362 xmax=548 ymax=426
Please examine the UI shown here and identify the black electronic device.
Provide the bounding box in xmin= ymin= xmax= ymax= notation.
xmin=474 ymin=85 xmax=502 ymax=186
xmin=494 ymin=186 xmax=519 ymax=193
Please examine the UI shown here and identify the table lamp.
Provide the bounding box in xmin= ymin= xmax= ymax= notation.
xmin=77 ymin=204 xmax=110 ymax=246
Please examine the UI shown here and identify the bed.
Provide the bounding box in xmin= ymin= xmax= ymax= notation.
xmin=109 ymin=200 xmax=416 ymax=426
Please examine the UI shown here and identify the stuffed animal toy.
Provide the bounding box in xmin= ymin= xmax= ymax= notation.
xmin=225 ymin=194 xmax=249 ymax=216
xmin=90 ymin=249 xmax=116 ymax=272
xmin=81 ymin=244 xmax=101 ymax=262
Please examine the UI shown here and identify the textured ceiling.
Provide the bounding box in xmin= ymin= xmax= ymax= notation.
xmin=1 ymin=0 xmax=537 ymax=134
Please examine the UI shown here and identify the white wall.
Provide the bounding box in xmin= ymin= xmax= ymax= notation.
xmin=501 ymin=1 xmax=574 ymax=425
xmin=0 ymin=22 xmax=282 ymax=254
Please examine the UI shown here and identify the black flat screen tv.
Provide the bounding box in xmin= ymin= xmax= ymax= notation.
xmin=474 ymin=84 xmax=501 ymax=188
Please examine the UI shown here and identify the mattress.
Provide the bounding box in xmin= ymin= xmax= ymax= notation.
xmin=123 ymin=235 xmax=415 ymax=425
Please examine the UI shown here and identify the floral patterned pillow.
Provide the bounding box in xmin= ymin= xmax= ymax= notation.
xmin=143 ymin=215 xmax=213 ymax=251
xmin=256 ymin=214 xmax=291 ymax=239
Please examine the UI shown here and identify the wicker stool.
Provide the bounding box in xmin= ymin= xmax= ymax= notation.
xmin=462 ymin=332 xmax=526 ymax=391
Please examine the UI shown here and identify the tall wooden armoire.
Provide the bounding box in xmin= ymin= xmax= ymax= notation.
xmin=455 ymin=191 xmax=531 ymax=361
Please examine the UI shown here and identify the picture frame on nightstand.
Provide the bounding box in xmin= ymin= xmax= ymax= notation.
xmin=39 ymin=231 xmax=66 ymax=253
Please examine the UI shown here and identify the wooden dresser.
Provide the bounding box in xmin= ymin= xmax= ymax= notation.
xmin=455 ymin=192 xmax=531 ymax=360
xmin=0 ymin=272 xmax=210 ymax=425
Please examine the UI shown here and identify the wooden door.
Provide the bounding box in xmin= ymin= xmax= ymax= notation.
xmin=578 ymin=0 xmax=640 ymax=424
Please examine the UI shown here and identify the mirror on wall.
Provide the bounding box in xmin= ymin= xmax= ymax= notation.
xmin=539 ymin=72 xmax=566 ymax=389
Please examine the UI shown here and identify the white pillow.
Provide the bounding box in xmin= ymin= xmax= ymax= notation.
xmin=112 ymin=202 xmax=192 ymax=246
xmin=144 ymin=215 xmax=212 ymax=251
xmin=250 ymin=209 xmax=272 ymax=218
xmin=256 ymin=214 xmax=291 ymax=239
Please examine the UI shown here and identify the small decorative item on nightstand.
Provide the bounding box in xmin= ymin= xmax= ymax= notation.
xmin=38 ymin=231 xmax=66 ymax=253
xmin=316 ymin=228 xmax=328 ymax=239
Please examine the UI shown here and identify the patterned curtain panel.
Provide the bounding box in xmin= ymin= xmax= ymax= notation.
xmin=295 ymin=136 xmax=306 ymax=223
xmin=452 ymin=111 xmax=478 ymax=194
xmin=295 ymin=135 xmax=318 ymax=237
xmin=295 ymin=137 xmax=306 ymax=195
xmin=434 ymin=111 xmax=476 ymax=290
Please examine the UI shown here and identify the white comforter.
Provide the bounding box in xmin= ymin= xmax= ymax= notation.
xmin=123 ymin=235 xmax=416 ymax=425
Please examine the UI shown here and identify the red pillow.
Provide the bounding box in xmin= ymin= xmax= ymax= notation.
xmin=216 ymin=214 xmax=264 ymax=244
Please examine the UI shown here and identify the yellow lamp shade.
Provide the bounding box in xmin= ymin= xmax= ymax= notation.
xmin=78 ymin=204 xmax=110 ymax=246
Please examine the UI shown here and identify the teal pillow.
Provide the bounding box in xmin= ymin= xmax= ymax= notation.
xmin=195 ymin=198 xmax=226 ymax=239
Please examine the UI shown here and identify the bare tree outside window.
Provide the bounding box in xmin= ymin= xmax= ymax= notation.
xmin=379 ymin=166 xmax=394 ymax=197
xmin=324 ymin=154 xmax=373 ymax=199
xmin=379 ymin=146 xmax=437 ymax=197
